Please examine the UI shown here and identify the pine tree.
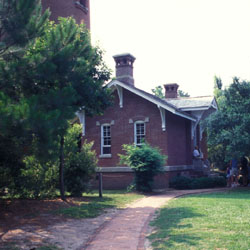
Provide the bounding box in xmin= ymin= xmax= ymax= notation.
xmin=0 ymin=0 xmax=49 ymax=55
xmin=0 ymin=1 xmax=112 ymax=199
xmin=0 ymin=0 xmax=50 ymax=195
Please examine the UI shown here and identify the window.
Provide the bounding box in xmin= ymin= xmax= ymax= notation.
xmin=101 ymin=124 xmax=111 ymax=155
xmin=75 ymin=0 xmax=88 ymax=12
xmin=134 ymin=121 xmax=145 ymax=146
xmin=80 ymin=0 xmax=86 ymax=7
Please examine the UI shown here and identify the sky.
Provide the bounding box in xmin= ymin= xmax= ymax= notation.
xmin=90 ymin=0 xmax=250 ymax=97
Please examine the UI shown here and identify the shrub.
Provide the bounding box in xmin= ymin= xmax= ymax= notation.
xmin=64 ymin=143 xmax=97 ymax=196
xmin=119 ymin=143 xmax=166 ymax=192
xmin=64 ymin=125 xmax=97 ymax=196
xmin=211 ymin=176 xmax=227 ymax=187
xmin=20 ymin=156 xmax=59 ymax=198
xmin=170 ymin=176 xmax=226 ymax=190
xmin=169 ymin=176 xmax=192 ymax=189
xmin=190 ymin=177 xmax=214 ymax=189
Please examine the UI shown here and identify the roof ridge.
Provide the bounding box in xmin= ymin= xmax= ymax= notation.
xmin=166 ymin=95 xmax=213 ymax=100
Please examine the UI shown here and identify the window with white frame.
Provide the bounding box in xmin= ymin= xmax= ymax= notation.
xmin=101 ymin=124 xmax=111 ymax=155
xmin=134 ymin=121 xmax=145 ymax=146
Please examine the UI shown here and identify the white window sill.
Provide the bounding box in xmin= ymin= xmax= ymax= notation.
xmin=99 ymin=154 xmax=112 ymax=158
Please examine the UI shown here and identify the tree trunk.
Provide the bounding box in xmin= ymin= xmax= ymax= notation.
xmin=59 ymin=135 xmax=66 ymax=201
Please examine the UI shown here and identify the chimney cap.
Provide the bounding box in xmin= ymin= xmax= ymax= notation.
xmin=164 ymin=83 xmax=179 ymax=88
xmin=164 ymin=83 xmax=179 ymax=98
xmin=113 ymin=53 xmax=136 ymax=86
xmin=113 ymin=53 xmax=136 ymax=61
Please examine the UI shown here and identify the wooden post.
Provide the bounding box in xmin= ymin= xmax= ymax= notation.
xmin=98 ymin=172 xmax=103 ymax=198
xmin=59 ymin=136 xmax=66 ymax=201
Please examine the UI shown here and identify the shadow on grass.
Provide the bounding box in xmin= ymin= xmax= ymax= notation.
xmin=53 ymin=197 xmax=115 ymax=218
xmin=186 ymin=188 xmax=250 ymax=200
xmin=149 ymin=206 xmax=203 ymax=249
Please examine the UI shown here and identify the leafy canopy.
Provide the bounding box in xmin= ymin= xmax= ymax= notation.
xmin=205 ymin=77 xmax=250 ymax=166
xmin=119 ymin=143 xmax=166 ymax=192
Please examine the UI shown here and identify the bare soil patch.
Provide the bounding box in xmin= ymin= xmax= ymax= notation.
xmin=0 ymin=197 xmax=118 ymax=249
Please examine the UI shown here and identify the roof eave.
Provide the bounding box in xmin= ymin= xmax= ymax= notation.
xmin=108 ymin=80 xmax=196 ymax=122
xmin=180 ymin=106 xmax=211 ymax=111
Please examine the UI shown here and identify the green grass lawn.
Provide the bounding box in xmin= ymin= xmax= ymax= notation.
xmin=54 ymin=190 xmax=144 ymax=218
xmin=149 ymin=188 xmax=250 ymax=250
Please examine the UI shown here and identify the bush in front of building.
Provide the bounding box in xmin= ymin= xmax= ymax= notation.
xmin=169 ymin=176 xmax=226 ymax=190
xmin=169 ymin=176 xmax=192 ymax=190
xmin=64 ymin=125 xmax=97 ymax=197
xmin=120 ymin=143 xmax=166 ymax=192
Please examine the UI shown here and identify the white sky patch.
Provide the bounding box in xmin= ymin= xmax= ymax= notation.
xmin=90 ymin=0 xmax=250 ymax=96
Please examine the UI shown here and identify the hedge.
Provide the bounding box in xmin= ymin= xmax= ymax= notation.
xmin=169 ymin=176 xmax=226 ymax=190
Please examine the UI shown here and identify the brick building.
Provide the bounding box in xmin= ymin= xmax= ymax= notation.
xmin=41 ymin=0 xmax=90 ymax=28
xmin=77 ymin=53 xmax=218 ymax=189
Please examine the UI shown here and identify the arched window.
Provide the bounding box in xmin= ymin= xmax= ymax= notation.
xmin=134 ymin=121 xmax=145 ymax=146
xmin=101 ymin=124 xmax=111 ymax=155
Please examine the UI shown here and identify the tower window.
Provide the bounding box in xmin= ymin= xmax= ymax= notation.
xmin=80 ymin=0 xmax=86 ymax=7
xmin=75 ymin=0 xmax=88 ymax=12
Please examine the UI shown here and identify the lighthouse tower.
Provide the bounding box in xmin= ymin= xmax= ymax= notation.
xmin=41 ymin=0 xmax=90 ymax=28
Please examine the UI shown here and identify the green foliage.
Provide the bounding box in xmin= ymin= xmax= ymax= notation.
xmin=20 ymin=156 xmax=58 ymax=198
xmin=178 ymin=89 xmax=190 ymax=97
xmin=214 ymin=75 xmax=223 ymax=90
xmin=190 ymin=176 xmax=226 ymax=189
xmin=169 ymin=176 xmax=192 ymax=190
xmin=0 ymin=133 xmax=25 ymax=193
xmin=119 ymin=143 xmax=166 ymax=192
xmin=1 ymin=124 xmax=97 ymax=198
xmin=36 ymin=246 xmax=60 ymax=250
xmin=207 ymin=144 xmax=228 ymax=170
xmin=0 ymin=0 xmax=50 ymax=54
xmin=205 ymin=77 xmax=250 ymax=169
xmin=169 ymin=176 xmax=226 ymax=189
xmin=0 ymin=0 xmax=112 ymax=198
xmin=64 ymin=124 xmax=97 ymax=196
xmin=151 ymin=85 xmax=164 ymax=98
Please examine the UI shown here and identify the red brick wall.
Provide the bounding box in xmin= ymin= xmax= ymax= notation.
xmin=42 ymin=0 xmax=90 ymax=28
xmin=92 ymin=171 xmax=192 ymax=189
xmin=92 ymin=173 xmax=134 ymax=190
xmin=84 ymin=89 xmax=192 ymax=167
xmin=166 ymin=112 xmax=192 ymax=165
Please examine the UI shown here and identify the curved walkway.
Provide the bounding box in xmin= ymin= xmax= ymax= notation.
xmin=83 ymin=188 xmax=228 ymax=250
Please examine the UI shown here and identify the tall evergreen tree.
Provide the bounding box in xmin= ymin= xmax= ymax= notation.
xmin=0 ymin=1 xmax=112 ymax=199
xmin=0 ymin=0 xmax=49 ymax=54
xmin=0 ymin=0 xmax=50 ymax=194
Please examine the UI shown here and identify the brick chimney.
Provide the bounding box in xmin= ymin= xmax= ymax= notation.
xmin=164 ymin=83 xmax=179 ymax=98
xmin=113 ymin=53 xmax=136 ymax=86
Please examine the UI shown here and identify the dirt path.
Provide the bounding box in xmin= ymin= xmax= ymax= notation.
xmin=83 ymin=188 xmax=228 ymax=250
xmin=0 ymin=207 xmax=120 ymax=250
xmin=0 ymin=188 xmax=228 ymax=250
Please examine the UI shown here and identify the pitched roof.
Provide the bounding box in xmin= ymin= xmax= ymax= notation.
xmin=108 ymin=80 xmax=217 ymax=122
xmin=166 ymin=96 xmax=217 ymax=111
